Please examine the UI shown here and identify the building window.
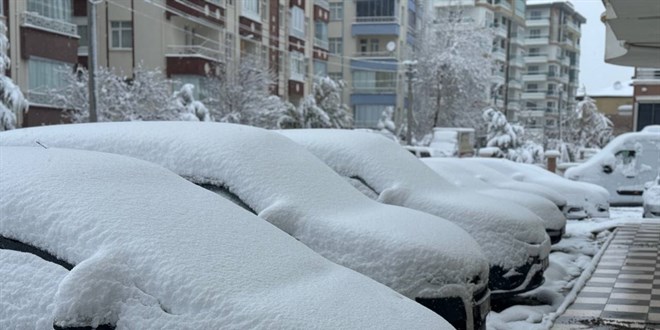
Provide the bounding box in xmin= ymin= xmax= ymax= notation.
xmin=356 ymin=0 xmax=396 ymax=18
xmin=370 ymin=39 xmax=379 ymax=53
xmin=329 ymin=37 xmax=342 ymax=54
xmin=314 ymin=60 xmax=328 ymax=77
xmin=315 ymin=21 xmax=328 ymax=47
xmin=354 ymin=105 xmax=387 ymax=128
xmin=353 ymin=70 xmax=396 ymax=92
xmin=77 ymin=24 xmax=88 ymax=47
xmin=242 ymin=0 xmax=260 ymax=21
xmin=529 ymin=10 xmax=542 ymax=19
xmin=110 ymin=21 xmax=133 ymax=49
xmin=526 ymin=83 xmax=538 ymax=92
xmin=289 ymin=51 xmax=305 ymax=82
xmin=27 ymin=0 xmax=72 ymax=21
xmin=28 ymin=57 xmax=70 ymax=92
xmin=290 ymin=6 xmax=305 ymax=39
xmin=528 ymin=29 xmax=541 ymax=39
xmin=330 ymin=2 xmax=343 ymax=21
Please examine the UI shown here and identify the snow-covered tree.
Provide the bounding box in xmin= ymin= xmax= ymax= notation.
xmin=57 ymin=64 xmax=175 ymax=122
xmin=483 ymin=107 xmax=543 ymax=163
xmin=275 ymin=77 xmax=353 ymax=129
xmin=0 ymin=20 xmax=28 ymax=130
xmin=413 ymin=7 xmax=494 ymax=137
xmin=171 ymin=84 xmax=212 ymax=122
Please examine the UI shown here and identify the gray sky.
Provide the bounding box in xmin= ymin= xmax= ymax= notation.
xmin=571 ymin=0 xmax=634 ymax=93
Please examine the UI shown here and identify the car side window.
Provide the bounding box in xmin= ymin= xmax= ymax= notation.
xmin=615 ymin=150 xmax=636 ymax=165
xmin=197 ymin=184 xmax=257 ymax=215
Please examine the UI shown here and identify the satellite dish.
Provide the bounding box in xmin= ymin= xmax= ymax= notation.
xmin=613 ymin=81 xmax=622 ymax=90
xmin=386 ymin=41 xmax=396 ymax=52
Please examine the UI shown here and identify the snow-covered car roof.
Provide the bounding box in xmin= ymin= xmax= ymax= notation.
xmin=0 ymin=122 xmax=488 ymax=302
xmin=469 ymin=158 xmax=610 ymax=217
xmin=0 ymin=146 xmax=450 ymax=329
xmin=421 ymin=158 xmax=566 ymax=232
xmin=277 ymin=129 xmax=550 ymax=272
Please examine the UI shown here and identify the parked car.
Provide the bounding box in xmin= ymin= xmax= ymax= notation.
xmin=469 ymin=158 xmax=610 ymax=218
xmin=644 ymin=175 xmax=660 ymax=218
xmin=1 ymin=123 xmax=490 ymax=330
xmin=422 ymin=158 xmax=567 ymax=244
xmin=564 ymin=130 xmax=660 ymax=206
xmin=0 ymin=146 xmax=451 ymax=329
xmin=277 ymin=129 xmax=551 ymax=298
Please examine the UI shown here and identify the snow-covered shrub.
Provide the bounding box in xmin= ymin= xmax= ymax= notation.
xmin=483 ymin=107 xmax=544 ymax=163
xmin=171 ymin=84 xmax=212 ymax=122
xmin=276 ymin=77 xmax=352 ymax=129
xmin=0 ymin=20 xmax=28 ymax=130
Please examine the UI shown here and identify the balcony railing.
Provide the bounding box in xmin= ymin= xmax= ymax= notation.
xmin=290 ymin=27 xmax=305 ymax=40
xmin=20 ymin=12 xmax=78 ymax=38
xmin=166 ymin=45 xmax=224 ymax=61
xmin=314 ymin=38 xmax=329 ymax=50
xmin=636 ymin=68 xmax=660 ymax=80
xmin=314 ymin=0 xmax=329 ymax=10
xmin=27 ymin=90 xmax=56 ymax=107
xmin=355 ymin=16 xmax=398 ymax=23
xmin=352 ymin=85 xmax=397 ymax=93
xmin=354 ymin=51 xmax=395 ymax=58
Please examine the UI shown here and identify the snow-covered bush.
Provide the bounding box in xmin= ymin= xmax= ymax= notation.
xmin=56 ymin=64 xmax=175 ymax=122
xmin=483 ymin=107 xmax=543 ymax=163
xmin=0 ymin=20 xmax=28 ymax=130
xmin=171 ymin=84 xmax=212 ymax=122
xmin=276 ymin=77 xmax=352 ymax=129
xmin=555 ymin=96 xmax=613 ymax=162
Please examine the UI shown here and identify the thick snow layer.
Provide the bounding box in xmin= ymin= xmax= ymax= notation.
xmin=565 ymin=131 xmax=660 ymax=206
xmin=278 ymin=129 xmax=551 ymax=270
xmin=470 ymin=158 xmax=610 ymax=218
xmin=486 ymin=208 xmax=645 ymax=330
xmin=0 ymin=250 xmax=68 ymax=329
xmin=0 ymin=147 xmax=451 ymax=329
xmin=644 ymin=177 xmax=660 ymax=218
xmin=422 ymin=158 xmax=566 ymax=231
xmin=0 ymin=122 xmax=488 ymax=302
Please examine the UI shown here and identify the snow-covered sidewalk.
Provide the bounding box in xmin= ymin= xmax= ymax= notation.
xmin=487 ymin=208 xmax=649 ymax=330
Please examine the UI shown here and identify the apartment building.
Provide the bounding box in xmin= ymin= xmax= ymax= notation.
xmin=5 ymin=0 xmax=329 ymax=127
xmin=429 ymin=0 xmax=527 ymax=123
xmin=326 ymin=0 xmax=420 ymax=128
xmin=520 ymin=0 xmax=584 ymax=142
xmin=632 ymin=68 xmax=660 ymax=131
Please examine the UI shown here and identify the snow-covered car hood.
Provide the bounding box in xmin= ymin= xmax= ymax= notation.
xmin=422 ymin=158 xmax=566 ymax=231
xmin=469 ymin=158 xmax=610 ymax=218
xmin=277 ymin=129 xmax=551 ymax=270
xmin=0 ymin=146 xmax=451 ymax=329
xmin=0 ymin=122 xmax=488 ymax=300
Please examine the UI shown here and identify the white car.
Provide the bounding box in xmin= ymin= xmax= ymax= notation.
xmin=0 ymin=146 xmax=450 ymax=329
xmin=565 ymin=130 xmax=660 ymax=206
xmin=469 ymin=158 xmax=610 ymax=218
xmin=278 ymin=129 xmax=551 ymax=298
xmin=1 ymin=122 xmax=490 ymax=330
xmin=644 ymin=176 xmax=660 ymax=218
xmin=422 ymin=158 xmax=567 ymax=244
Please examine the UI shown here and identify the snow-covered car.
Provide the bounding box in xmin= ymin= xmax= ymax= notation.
xmin=469 ymin=158 xmax=610 ymax=218
xmin=0 ymin=123 xmax=490 ymax=330
xmin=277 ymin=129 xmax=551 ymax=298
xmin=0 ymin=146 xmax=451 ymax=329
xmin=430 ymin=157 xmax=579 ymax=219
xmin=564 ymin=130 xmax=660 ymax=206
xmin=643 ymin=176 xmax=660 ymax=218
xmin=422 ymin=158 xmax=567 ymax=244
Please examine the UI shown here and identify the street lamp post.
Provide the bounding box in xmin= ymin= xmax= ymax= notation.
xmin=557 ymin=83 xmax=564 ymax=143
xmin=404 ymin=60 xmax=417 ymax=145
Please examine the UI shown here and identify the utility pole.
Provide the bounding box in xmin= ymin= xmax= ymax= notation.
xmin=87 ymin=0 xmax=102 ymax=122
xmin=558 ymin=83 xmax=564 ymax=143
xmin=404 ymin=61 xmax=417 ymax=145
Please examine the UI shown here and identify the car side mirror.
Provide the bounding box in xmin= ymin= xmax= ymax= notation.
xmin=602 ymin=165 xmax=613 ymax=174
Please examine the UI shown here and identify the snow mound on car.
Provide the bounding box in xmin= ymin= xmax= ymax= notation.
xmin=0 ymin=147 xmax=449 ymax=329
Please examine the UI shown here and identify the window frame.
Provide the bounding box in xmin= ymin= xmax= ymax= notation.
xmin=110 ymin=21 xmax=133 ymax=50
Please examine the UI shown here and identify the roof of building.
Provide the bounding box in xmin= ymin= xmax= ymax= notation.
xmin=579 ymin=81 xmax=634 ymax=98
xmin=527 ymin=0 xmax=586 ymax=22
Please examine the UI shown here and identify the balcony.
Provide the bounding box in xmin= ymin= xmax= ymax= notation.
xmin=354 ymin=51 xmax=396 ymax=59
xmin=27 ymin=90 xmax=56 ymax=107
xmin=492 ymin=48 xmax=506 ymax=62
xmin=509 ymin=56 xmax=525 ymax=68
xmin=522 ymin=91 xmax=546 ymax=99
xmin=524 ymin=54 xmax=548 ymax=64
xmin=493 ymin=25 xmax=507 ymax=38
xmin=560 ymin=38 xmax=577 ymax=49
xmin=166 ymin=45 xmax=223 ymax=61
xmin=314 ymin=0 xmax=329 ymax=10
xmin=636 ymin=68 xmax=660 ymax=80
xmin=526 ymin=18 xmax=550 ymax=27
xmin=522 ymin=73 xmax=547 ymax=82
xmin=351 ymin=84 xmax=397 ymax=94
xmin=508 ymin=102 xmax=521 ymax=111
xmin=314 ymin=38 xmax=329 ymax=50
xmin=165 ymin=0 xmax=225 ymax=27
xmin=525 ymin=36 xmax=549 ymax=46
xmin=352 ymin=16 xmax=400 ymax=37
xmin=520 ymin=109 xmax=545 ymax=118
xmin=20 ymin=11 xmax=78 ymax=38
xmin=510 ymin=35 xmax=524 ymax=46
xmin=565 ymin=20 xmax=580 ymax=33
xmin=508 ymin=80 xmax=522 ymax=89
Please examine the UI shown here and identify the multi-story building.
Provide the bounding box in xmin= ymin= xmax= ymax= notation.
xmin=427 ymin=0 xmax=526 ymax=123
xmin=632 ymin=68 xmax=660 ymax=131
xmin=4 ymin=0 xmax=328 ymax=127
xmin=520 ymin=0 xmax=585 ymax=142
xmin=326 ymin=0 xmax=420 ymax=128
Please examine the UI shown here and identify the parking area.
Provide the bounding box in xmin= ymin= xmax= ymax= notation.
xmin=554 ymin=222 xmax=660 ymax=329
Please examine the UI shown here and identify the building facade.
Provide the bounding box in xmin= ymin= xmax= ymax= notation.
xmin=5 ymin=0 xmax=329 ymax=126
xmin=632 ymin=68 xmax=660 ymax=131
xmin=326 ymin=0 xmax=420 ymax=128
xmin=520 ymin=0 xmax=584 ymax=142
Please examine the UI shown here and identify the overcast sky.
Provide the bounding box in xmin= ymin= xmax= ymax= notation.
xmin=571 ymin=0 xmax=634 ymax=93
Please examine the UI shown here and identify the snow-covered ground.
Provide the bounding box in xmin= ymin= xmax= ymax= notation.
xmin=487 ymin=207 xmax=646 ymax=330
